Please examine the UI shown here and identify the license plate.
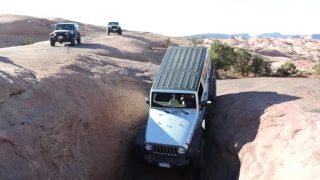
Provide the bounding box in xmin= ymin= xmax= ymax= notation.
xmin=58 ymin=36 xmax=63 ymax=39
xmin=113 ymin=29 xmax=117 ymax=31
xmin=159 ymin=162 xmax=170 ymax=168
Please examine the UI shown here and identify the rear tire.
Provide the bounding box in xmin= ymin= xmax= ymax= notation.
xmin=77 ymin=35 xmax=81 ymax=44
xmin=50 ymin=38 xmax=55 ymax=46
xmin=209 ymin=78 xmax=217 ymax=102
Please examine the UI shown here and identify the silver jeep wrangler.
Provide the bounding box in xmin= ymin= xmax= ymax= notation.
xmin=135 ymin=46 xmax=217 ymax=169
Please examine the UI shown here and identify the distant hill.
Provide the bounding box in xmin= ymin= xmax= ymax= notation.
xmin=181 ymin=33 xmax=250 ymax=39
xmin=311 ymin=34 xmax=320 ymax=39
xmin=181 ymin=32 xmax=320 ymax=39
xmin=258 ymin=32 xmax=300 ymax=38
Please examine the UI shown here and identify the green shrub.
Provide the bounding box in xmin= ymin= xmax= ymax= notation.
xmin=312 ymin=60 xmax=320 ymax=74
xmin=277 ymin=61 xmax=298 ymax=75
xmin=163 ymin=38 xmax=171 ymax=47
xmin=210 ymin=41 xmax=236 ymax=78
xmin=190 ymin=38 xmax=204 ymax=45
xmin=251 ymin=54 xmax=272 ymax=76
xmin=234 ymin=48 xmax=252 ymax=77
xmin=23 ymin=38 xmax=34 ymax=45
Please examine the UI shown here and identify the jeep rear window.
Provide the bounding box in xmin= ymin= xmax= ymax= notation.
xmin=55 ymin=24 xmax=73 ymax=30
xmin=151 ymin=92 xmax=196 ymax=108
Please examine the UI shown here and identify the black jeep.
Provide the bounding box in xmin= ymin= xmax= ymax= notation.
xmin=49 ymin=23 xmax=81 ymax=46
xmin=107 ymin=22 xmax=122 ymax=35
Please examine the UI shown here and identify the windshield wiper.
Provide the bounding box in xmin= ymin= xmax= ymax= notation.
xmin=153 ymin=102 xmax=170 ymax=113
xmin=160 ymin=106 xmax=170 ymax=114
xmin=177 ymin=108 xmax=189 ymax=115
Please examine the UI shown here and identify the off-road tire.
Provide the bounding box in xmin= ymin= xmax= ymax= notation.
xmin=70 ymin=36 xmax=76 ymax=46
xmin=50 ymin=38 xmax=55 ymax=46
xmin=77 ymin=35 xmax=81 ymax=44
xmin=108 ymin=30 xmax=110 ymax=35
xmin=209 ymin=78 xmax=217 ymax=102
xmin=118 ymin=30 xmax=122 ymax=35
xmin=192 ymin=137 xmax=206 ymax=169
xmin=135 ymin=125 xmax=147 ymax=163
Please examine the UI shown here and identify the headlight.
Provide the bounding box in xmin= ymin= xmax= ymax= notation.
xmin=144 ymin=143 xmax=152 ymax=151
xmin=65 ymin=32 xmax=68 ymax=35
xmin=178 ymin=147 xmax=186 ymax=154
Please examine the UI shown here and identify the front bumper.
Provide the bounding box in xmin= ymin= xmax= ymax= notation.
xmin=51 ymin=35 xmax=71 ymax=42
xmin=144 ymin=154 xmax=190 ymax=168
xmin=108 ymin=28 xmax=120 ymax=32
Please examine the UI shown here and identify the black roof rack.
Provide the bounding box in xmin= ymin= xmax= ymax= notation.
xmin=152 ymin=46 xmax=208 ymax=91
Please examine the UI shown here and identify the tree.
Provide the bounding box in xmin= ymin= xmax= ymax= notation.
xmin=163 ymin=38 xmax=171 ymax=47
xmin=251 ymin=54 xmax=272 ymax=76
xmin=190 ymin=38 xmax=204 ymax=45
xmin=210 ymin=41 xmax=236 ymax=78
xmin=277 ymin=61 xmax=298 ymax=76
xmin=234 ymin=48 xmax=252 ymax=77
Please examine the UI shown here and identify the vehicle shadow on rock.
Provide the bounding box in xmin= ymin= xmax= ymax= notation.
xmin=0 ymin=56 xmax=24 ymax=69
xmin=0 ymin=56 xmax=36 ymax=76
xmin=203 ymin=91 xmax=301 ymax=180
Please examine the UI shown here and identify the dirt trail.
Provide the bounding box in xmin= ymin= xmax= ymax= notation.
xmin=1 ymin=30 xmax=320 ymax=180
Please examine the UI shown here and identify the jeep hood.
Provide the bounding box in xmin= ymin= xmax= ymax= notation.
xmin=145 ymin=107 xmax=198 ymax=147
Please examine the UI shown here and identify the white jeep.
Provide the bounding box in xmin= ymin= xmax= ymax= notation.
xmin=107 ymin=22 xmax=122 ymax=35
xmin=135 ymin=46 xmax=217 ymax=169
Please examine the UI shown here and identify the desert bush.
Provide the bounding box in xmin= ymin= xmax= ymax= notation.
xmin=190 ymin=38 xmax=204 ymax=45
xmin=163 ymin=38 xmax=171 ymax=47
xmin=210 ymin=41 xmax=236 ymax=78
xmin=234 ymin=48 xmax=252 ymax=77
xmin=277 ymin=61 xmax=298 ymax=76
xmin=23 ymin=38 xmax=34 ymax=45
xmin=251 ymin=54 xmax=272 ymax=76
xmin=312 ymin=60 xmax=320 ymax=74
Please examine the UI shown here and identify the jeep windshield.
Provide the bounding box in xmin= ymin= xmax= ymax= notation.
xmin=55 ymin=24 xmax=73 ymax=30
xmin=108 ymin=22 xmax=119 ymax=25
xmin=151 ymin=92 xmax=196 ymax=108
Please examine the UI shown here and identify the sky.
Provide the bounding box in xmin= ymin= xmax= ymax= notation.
xmin=0 ymin=0 xmax=318 ymax=37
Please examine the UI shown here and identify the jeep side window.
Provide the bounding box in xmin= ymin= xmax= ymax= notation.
xmin=202 ymin=65 xmax=208 ymax=82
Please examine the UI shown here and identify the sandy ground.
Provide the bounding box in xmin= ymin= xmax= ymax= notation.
xmin=0 ymin=14 xmax=106 ymax=48
xmin=0 ymin=15 xmax=320 ymax=180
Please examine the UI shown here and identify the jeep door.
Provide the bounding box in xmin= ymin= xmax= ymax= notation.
xmin=198 ymin=82 xmax=207 ymax=122
xmin=198 ymin=57 xmax=210 ymax=120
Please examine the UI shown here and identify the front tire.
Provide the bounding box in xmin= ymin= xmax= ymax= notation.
xmin=70 ymin=36 xmax=76 ymax=46
xmin=192 ymin=137 xmax=206 ymax=169
xmin=50 ymin=38 xmax=55 ymax=46
xmin=135 ymin=125 xmax=147 ymax=163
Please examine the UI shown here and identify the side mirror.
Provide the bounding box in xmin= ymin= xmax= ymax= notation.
xmin=200 ymin=101 xmax=207 ymax=109
xmin=145 ymin=97 xmax=150 ymax=104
